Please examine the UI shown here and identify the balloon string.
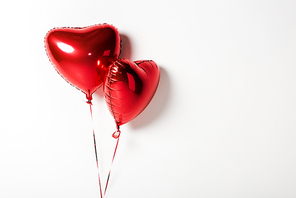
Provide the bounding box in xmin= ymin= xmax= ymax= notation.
xmin=89 ymin=102 xmax=103 ymax=198
xmin=104 ymin=130 xmax=121 ymax=196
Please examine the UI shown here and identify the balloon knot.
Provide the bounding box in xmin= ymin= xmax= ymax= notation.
xmin=112 ymin=130 xmax=121 ymax=139
xmin=86 ymin=100 xmax=92 ymax=105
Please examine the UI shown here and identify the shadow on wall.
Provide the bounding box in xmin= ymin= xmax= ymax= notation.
xmin=130 ymin=67 xmax=171 ymax=129
xmin=94 ymin=85 xmax=104 ymax=98
xmin=119 ymin=34 xmax=132 ymax=60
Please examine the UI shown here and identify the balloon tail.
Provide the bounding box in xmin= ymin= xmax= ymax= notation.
xmin=89 ymin=101 xmax=103 ymax=198
xmin=104 ymin=127 xmax=121 ymax=196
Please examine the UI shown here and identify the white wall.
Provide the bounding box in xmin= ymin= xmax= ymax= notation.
xmin=1 ymin=0 xmax=296 ymax=197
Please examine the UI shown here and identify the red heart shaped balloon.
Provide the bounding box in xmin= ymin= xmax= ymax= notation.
xmin=45 ymin=24 xmax=120 ymax=100
xmin=104 ymin=59 xmax=160 ymax=127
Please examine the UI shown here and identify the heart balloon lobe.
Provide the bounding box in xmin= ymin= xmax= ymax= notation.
xmin=104 ymin=59 xmax=160 ymax=126
xmin=45 ymin=24 xmax=120 ymax=100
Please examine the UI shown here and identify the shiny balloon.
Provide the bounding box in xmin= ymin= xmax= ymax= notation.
xmin=104 ymin=59 xmax=160 ymax=127
xmin=45 ymin=24 xmax=121 ymax=101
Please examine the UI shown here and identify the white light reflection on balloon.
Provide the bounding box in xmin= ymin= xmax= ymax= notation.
xmin=57 ymin=42 xmax=74 ymax=53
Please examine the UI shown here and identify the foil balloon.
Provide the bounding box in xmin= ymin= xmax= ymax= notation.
xmin=104 ymin=59 xmax=160 ymax=129
xmin=45 ymin=24 xmax=120 ymax=101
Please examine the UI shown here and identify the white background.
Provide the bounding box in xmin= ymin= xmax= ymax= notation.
xmin=1 ymin=0 xmax=296 ymax=197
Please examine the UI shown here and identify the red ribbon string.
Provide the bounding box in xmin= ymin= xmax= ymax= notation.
xmin=104 ymin=129 xmax=121 ymax=196
xmin=89 ymin=102 xmax=103 ymax=198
